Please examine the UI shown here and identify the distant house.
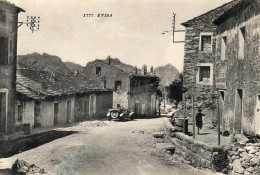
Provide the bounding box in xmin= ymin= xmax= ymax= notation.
xmin=0 ymin=1 xmax=24 ymax=133
xmin=15 ymin=69 xmax=113 ymax=129
xmin=181 ymin=0 xmax=239 ymax=116
xmin=83 ymin=56 xmax=159 ymax=117
xmin=213 ymin=0 xmax=260 ymax=136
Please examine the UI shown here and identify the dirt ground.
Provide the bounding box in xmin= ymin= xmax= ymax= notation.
xmin=0 ymin=118 xmax=222 ymax=175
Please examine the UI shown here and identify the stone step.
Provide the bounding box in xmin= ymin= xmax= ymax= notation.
xmin=152 ymin=132 xmax=164 ymax=138
xmin=155 ymin=142 xmax=175 ymax=152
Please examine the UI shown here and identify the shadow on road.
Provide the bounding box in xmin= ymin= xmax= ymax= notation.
xmin=0 ymin=130 xmax=78 ymax=158
xmin=0 ymin=169 xmax=11 ymax=175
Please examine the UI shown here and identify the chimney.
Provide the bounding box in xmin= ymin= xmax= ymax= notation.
xmin=142 ymin=64 xmax=147 ymax=75
xmin=134 ymin=66 xmax=138 ymax=74
xmin=108 ymin=56 xmax=111 ymax=65
xmin=74 ymin=69 xmax=79 ymax=76
xmin=150 ymin=66 xmax=154 ymax=74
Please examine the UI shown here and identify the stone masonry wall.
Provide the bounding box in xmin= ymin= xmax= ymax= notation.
xmin=182 ymin=0 xmax=239 ymax=119
xmin=215 ymin=3 xmax=260 ymax=135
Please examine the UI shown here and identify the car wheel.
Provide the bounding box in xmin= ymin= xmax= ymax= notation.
xmin=111 ymin=112 xmax=119 ymax=119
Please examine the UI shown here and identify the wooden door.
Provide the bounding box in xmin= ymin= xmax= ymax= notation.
xmin=0 ymin=92 xmax=6 ymax=132
xmin=54 ymin=103 xmax=59 ymax=125
xmin=34 ymin=101 xmax=41 ymax=127
xmin=84 ymin=99 xmax=89 ymax=119
xmin=89 ymin=94 xmax=96 ymax=119
xmin=235 ymin=89 xmax=243 ymax=134
xmin=66 ymin=101 xmax=71 ymax=123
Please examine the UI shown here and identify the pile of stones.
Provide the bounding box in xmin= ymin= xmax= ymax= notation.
xmin=228 ymin=142 xmax=260 ymax=175
xmin=11 ymin=159 xmax=45 ymax=175
xmin=72 ymin=121 xmax=107 ymax=128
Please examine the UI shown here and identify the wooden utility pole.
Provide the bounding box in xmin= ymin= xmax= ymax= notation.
xmin=217 ymin=94 xmax=221 ymax=146
xmin=183 ymin=94 xmax=186 ymax=134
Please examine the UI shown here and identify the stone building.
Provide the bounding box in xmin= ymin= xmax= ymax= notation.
xmin=0 ymin=1 xmax=24 ymax=133
xmin=15 ymin=69 xmax=113 ymax=129
xmin=83 ymin=56 xmax=158 ymax=117
xmin=214 ymin=0 xmax=260 ymax=136
xmin=129 ymin=74 xmax=158 ymax=117
xmin=181 ymin=0 xmax=239 ymax=115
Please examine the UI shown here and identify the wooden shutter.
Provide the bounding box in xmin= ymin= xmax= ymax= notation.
xmin=0 ymin=37 xmax=8 ymax=65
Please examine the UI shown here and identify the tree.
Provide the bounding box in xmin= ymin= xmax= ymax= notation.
xmin=166 ymin=73 xmax=186 ymax=107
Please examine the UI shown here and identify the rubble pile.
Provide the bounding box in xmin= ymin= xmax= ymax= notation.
xmin=11 ymin=159 xmax=45 ymax=175
xmin=72 ymin=121 xmax=107 ymax=128
xmin=228 ymin=143 xmax=260 ymax=175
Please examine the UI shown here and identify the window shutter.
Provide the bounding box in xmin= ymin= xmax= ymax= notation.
xmin=0 ymin=37 xmax=8 ymax=65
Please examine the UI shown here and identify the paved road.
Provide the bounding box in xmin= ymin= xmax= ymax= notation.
xmin=0 ymin=118 xmax=219 ymax=175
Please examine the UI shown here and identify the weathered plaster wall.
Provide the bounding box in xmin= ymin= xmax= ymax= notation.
xmin=215 ymin=8 xmax=260 ymax=135
xmin=0 ymin=6 xmax=20 ymax=133
xmin=129 ymin=77 xmax=157 ymax=117
xmin=84 ymin=62 xmax=130 ymax=108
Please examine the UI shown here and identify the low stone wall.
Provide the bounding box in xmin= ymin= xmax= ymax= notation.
xmin=228 ymin=143 xmax=260 ymax=175
xmin=169 ymin=132 xmax=229 ymax=173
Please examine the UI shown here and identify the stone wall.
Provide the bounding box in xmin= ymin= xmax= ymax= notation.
xmin=181 ymin=0 xmax=239 ymax=118
xmin=169 ymin=132 xmax=229 ymax=173
xmin=83 ymin=61 xmax=130 ymax=108
xmin=215 ymin=2 xmax=260 ymax=135
xmin=228 ymin=143 xmax=260 ymax=175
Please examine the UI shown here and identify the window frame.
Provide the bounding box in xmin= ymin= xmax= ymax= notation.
xmin=221 ymin=36 xmax=227 ymax=60
xmin=8 ymin=38 xmax=13 ymax=64
xmin=0 ymin=9 xmax=6 ymax=23
xmin=114 ymin=80 xmax=122 ymax=91
xmin=199 ymin=32 xmax=213 ymax=52
xmin=238 ymin=26 xmax=246 ymax=59
xmin=96 ymin=66 xmax=101 ymax=75
xmin=196 ymin=63 xmax=214 ymax=85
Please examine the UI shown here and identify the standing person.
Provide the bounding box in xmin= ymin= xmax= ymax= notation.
xmin=196 ymin=109 xmax=204 ymax=135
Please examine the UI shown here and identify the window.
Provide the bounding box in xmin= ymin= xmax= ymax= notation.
xmin=196 ymin=63 xmax=213 ymax=85
xmin=0 ymin=37 xmax=8 ymax=66
xmin=96 ymin=67 xmax=101 ymax=75
xmin=199 ymin=66 xmax=210 ymax=82
xmin=239 ymin=27 xmax=245 ymax=59
xmin=18 ymin=105 xmax=23 ymax=122
xmin=200 ymin=33 xmax=213 ymax=52
xmin=103 ymin=80 xmax=106 ymax=89
xmin=0 ymin=9 xmax=5 ymax=22
xmin=115 ymin=81 xmax=122 ymax=91
xmin=221 ymin=36 xmax=227 ymax=60
xmin=8 ymin=38 xmax=13 ymax=64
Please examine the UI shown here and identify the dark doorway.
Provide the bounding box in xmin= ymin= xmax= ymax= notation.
xmin=84 ymin=99 xmax=89 ymax=119
xmin=34 ymin=101 xmax=41 ymax=128
xmin=235 ymin=89 xmax=243 ymax=134
xmin=219 ymin=91 xmax=225 ymax=126
xmin=135 ymin=103 xmax=141 ymax=116
xmin=66 ymin=101 xmax=71 ymax=123
xmin=54 ymin=103 xmax=59 ymax=125
xmin=0 ymin=92 xmax=6 ymax=132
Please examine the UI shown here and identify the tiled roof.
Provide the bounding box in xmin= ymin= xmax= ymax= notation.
xmin=0 ymin=0 xmax=25 ymax=12
xmin=16 ymin=69 xmax=109 ymax=99
xmin=181 ymin=0 xmax=240 ymax=27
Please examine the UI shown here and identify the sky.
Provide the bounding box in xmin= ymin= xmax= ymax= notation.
xmin=12 ymin=0 xmax=232 ymax=72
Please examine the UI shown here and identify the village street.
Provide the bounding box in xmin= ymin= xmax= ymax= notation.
xmin=0 ymin=118 xmax=219 ymax=175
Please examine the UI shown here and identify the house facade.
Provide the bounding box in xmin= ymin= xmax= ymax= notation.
xmin=181 ymin=0 xmax=239 ymax=116
xmin=129 ymin=74 xmax=158 ymax=117
xmin=83 ymin=57 xmax=158 ymax=117
xmin=214 ymin=0 xmax=260 ymax=136
xmin=83 ymin=57 xmax=131 ymax=108
xmin=0 ymin=1 xmax=24 ymax=133
xmin=15 ymin=69 xmax=113 ymax=129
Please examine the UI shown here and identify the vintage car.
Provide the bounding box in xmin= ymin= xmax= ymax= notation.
xmin=107 ymin=108 xmax=134 ymax=121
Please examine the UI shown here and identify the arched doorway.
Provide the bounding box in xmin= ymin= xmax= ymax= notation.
xmin=89 ymin=94 xmax=96 ymax=119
